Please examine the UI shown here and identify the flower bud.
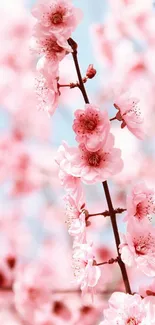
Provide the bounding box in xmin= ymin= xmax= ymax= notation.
xmin=86 ymin=64 xmax=97 ymax=79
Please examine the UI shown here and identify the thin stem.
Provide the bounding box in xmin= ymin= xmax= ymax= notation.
xmin=59 ymin=84 xmax=71 ymax=88
xmin=110 ymin=116 xmax=117 ymax=121
xmin=88 ymin=212 xmax=108 ymax=217
xmin=95 ymin=257 xmax=119 ymax=266
xmin=87 ymin=208 xmax=126 ymax=218
xmin=69 ymin=38 xmax=132 ymax=295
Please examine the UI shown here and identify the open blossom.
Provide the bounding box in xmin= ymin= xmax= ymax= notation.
xmin=64 ymin=194 xmax=86 ymax=243
xmin=120 ymin=220 xmax=155 ymax=276
xmin=31 ymin=33 xmax=71 ymax=62
xmin=35 ymin=57 xmax=59 ymax=115
xmin=72 ymin=243 xmax=101 ymax=295
xmin=73 ymin=104 xmax=110 ymax=151
xmin=58 ymin=169 xmax=81 ymax=195
xmin=56 ymin=134 xmax=123 ymax=184
xmin=32 ymin=0 xmax=82 ymax=39
xmin=99 ymin=292 xmax=154 ymax=325
xmin=114 ymin=93 xmax=145 ymax=140
xmin=125 ymin=183 xmax=155 ymax=222
xmin=56 ymin=142 xmax=83 ymax=200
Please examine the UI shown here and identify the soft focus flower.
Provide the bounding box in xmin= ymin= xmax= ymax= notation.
xmin=73 ymin=104 xmax=110 ymax=151
xmin=56 ymin=134 xmax=123 ymax=184
xmin=72 ymin=243 xmax=101 ymax=295
xmin=14 ymin=262 xmax=54 ymax=324
xmin=114 ymin=93 xmax=145 ymax=139
xmin=120 ymin=220 xmax=155 ymax=276
xmin=100 ymin=292 xmax=154 ymax=325
xmin=64 ymin=194 xmax=86 ymax=243
xmin=125 ymin=182 xmax=155 ymax=222
xmin=32 ymin=0 xmax=82 ymax=39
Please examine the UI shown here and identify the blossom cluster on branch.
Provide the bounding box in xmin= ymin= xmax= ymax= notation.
xmin=31 ymin=0 xmax=155 ymax=324
xmin=1 ymin=0 xmax=155 ymax=324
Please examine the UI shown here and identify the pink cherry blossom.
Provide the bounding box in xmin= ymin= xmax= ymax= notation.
xmin=55 ymin=142 xmax=83 ymax=200
xmin=31 ymin=33 xmax=71 ymax=63
xmin=73 ymin=104 xmax=110 ymax=151
xmin=120 ymin=220 xmax=155 ymax=276
xmin=64 ymin=194 xmax=86 ymax=243
xmin=100 ymin=292 xmax=153 ymax=325
xmin=72 ymin=242 xmax=101 ymax=295
xmin=32 ymin=0 xmax=82 ymax=39
xmin=114 ymin=93 xmax=145 ymax=139
xmin=125 ymin=182 xmax=155 ymax=222
xmin=56 ymin=134 xmax=123 ymax=184
xmin=35 ymin=57 xmax=59 ymax=115
xmin=58 ymin=169 xmax=81 ymax=195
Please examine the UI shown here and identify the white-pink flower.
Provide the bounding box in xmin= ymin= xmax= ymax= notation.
xmin=56 ymin=143 xmax=83 ymax=200
xmin=100 ymin=292 xmax=153 ymax=325
xmin=120 ymin=220 xmax=155 ymax=276
xmin=56 ymin=134 xmax=123 ymax=184
xmin=64 ymin=194 xmax=86 ymax=243
xmin=114 ymin=93 xmax=145 ymax=140
xmin=35 ymin=57 xmax=59 ymax=115
xmin=73 ymin=104 xmax=110 ymax=151
xmin=72 ymin=243 xmax=101 ymax=295
xmin=32 ymin=0 xmax=82 ymax=39
xmin=125 ymin=183 xmax=155 ymax=222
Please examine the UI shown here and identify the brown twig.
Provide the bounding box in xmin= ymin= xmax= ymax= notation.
xmin=95 ymin=256 xmax=120 ymax=266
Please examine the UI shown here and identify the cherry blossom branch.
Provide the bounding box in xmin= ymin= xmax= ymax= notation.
xmin=102 ymin=181 xmax=131 ymax=294
xmin=68 ymin=38 xmax=89 ymax=104
xmin=68 ymin=37 xmax=132 ymax=295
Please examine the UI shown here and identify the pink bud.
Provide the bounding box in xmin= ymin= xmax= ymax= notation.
xmin=86 ymin=64 xmax=97 ymax=79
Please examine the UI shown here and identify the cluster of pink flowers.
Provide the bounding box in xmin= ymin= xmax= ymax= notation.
xmin=114 ymin=93 xmax=145 ymax=139
xmin=2 ymin=0 xmax=155 ymax=324
xmin=31 ymin=0 xmax=82 ymax=115
xmin=120 ymin=182 xmax=155 ymax=277
xmin=55 ymin=101 xmax=126 ymax=294
xmin=99 ymin=292 xmax=155 ymax=325
xmin=57 ymin=104 xmax=123 ymax=185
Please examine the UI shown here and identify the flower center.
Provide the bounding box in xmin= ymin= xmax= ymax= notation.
xmin=88 ymin=153 xmax=101 ymax=167
xmin=51 ymin=12 xmax=63 ymax=25
xmin=44 ymin=39 xmax=64 ymax=55
xmin=84 ymin=119 xmax=97 ymax=131
xmin=134 ymin=242 xmax=149 ymax=255
xmin=135 ymin=202 xmax=146 ymax=220
xmin=126 ymin=318 xmax=138 ymax=325
xmin=28 ymin=287 xmax=39 ymax=300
